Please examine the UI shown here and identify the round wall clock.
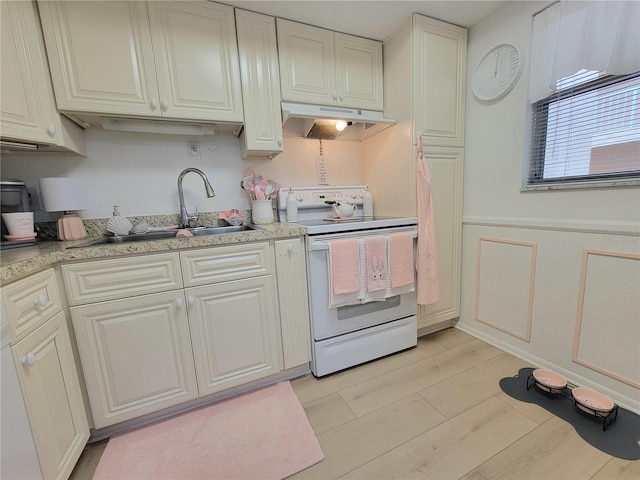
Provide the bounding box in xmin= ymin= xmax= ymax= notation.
xmin=472 ymin=43 xmax=524 ymax=102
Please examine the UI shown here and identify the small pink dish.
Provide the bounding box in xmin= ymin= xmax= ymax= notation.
xmin=532 ymin=368 xmax=567 ymax=392
xmin=4 ymin=232 xmax=36 ymax=241
xmin=572 ymin=387 xmax=615 ymax=414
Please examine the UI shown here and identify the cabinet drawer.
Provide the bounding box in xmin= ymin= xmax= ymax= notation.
xmin=62 ymin=253 xmax=183 ymax=305
xmin=1 ymin=268 xmax=62 ymax=344
xmin=181 ymin=242 xmax=272 ymax=287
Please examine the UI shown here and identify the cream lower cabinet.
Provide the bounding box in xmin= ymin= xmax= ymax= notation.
xmin=11 ymin=313 xmax=90 ymax=479
xmin=187 ymin=276 xmax=280 ymax=396
xmin=64 ymin=242 xmax=287 ymax=428
xmin=274 ymin=238 xmax=311 ymax=369
xmin=2 ymin=268 xmax=89 ymax=479
xmin=69 ymin=290 xmax=199 ymax=429
xmin=37 ymin=1 xmax=243 ymax=123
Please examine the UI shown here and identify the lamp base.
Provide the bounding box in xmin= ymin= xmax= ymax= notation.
xmin=57 ymin=214 xmax=87 ymax=240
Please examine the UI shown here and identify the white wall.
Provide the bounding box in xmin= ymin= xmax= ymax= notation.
xmin=1 ymin=130 xmax=364 ymax=221
xmin=460 ymin=1 xmax=640 ymax=412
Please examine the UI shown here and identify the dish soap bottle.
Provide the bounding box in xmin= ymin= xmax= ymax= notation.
xmin=286 ymin=189 xmax=298 ymax=222
xmin=363 ymin=186 xmax=373 ymax=217
xmin=106 ymin=205 xmax=132 ymax=236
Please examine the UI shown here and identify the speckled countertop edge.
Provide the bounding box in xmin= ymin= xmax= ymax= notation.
xmin=0 ymin=222 xmax=307 ymax=285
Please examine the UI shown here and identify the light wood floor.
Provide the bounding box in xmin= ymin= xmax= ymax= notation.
xmin=71 ymin=328 xmax=639 ymax=479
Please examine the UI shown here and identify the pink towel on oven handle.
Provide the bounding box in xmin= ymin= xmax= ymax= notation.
xmin=364 ymin=236 xmax=387 ymax=292
xmin=389 ymin=232 xmax=414 ymax=288
xmin=329 ymin=238 xmax=361 ymax=295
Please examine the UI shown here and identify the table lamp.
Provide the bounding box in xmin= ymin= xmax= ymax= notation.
xmin=38 ymin=177 xmax=88 ymax=240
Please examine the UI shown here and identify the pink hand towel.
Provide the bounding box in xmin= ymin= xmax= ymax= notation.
xmin=389 ymin=232 xmax=414 ymax=288
xmin=364 ymin=236 xmax=387 ymax=292
xmin=330 ymin=238 xmax=361 ymax=295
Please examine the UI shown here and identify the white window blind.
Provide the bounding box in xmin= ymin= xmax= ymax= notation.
xmin=528 ymin=1 xmax=640 ymax=186
xmin=530 ymin=71 xmax=640 ymax=184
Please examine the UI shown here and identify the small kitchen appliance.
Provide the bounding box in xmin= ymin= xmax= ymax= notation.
xmin=0 ymin=179 xmax=35 ymax=249
xmin=277 ymin=186 xmax=418 ymax=376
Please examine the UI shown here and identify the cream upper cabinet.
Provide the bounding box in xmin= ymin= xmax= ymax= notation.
xmin=148 ymin=1 xmax=243 ymax=122
xmin=37 ymin=1 xmax=243 ymax=123
xmin=2 ymin=268 xmax=89 ymax=479
xmin=1 ymin=1 xmax=85 ymax=154
xmin=413 ymin=15 xmax=467 ymax=147
xmin=277 ymin=18 xmax=383 ymax=110
xmin=235 ymin=9 xmax=283 ymax=160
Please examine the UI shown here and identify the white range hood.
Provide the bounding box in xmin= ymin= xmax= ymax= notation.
xmin=281 ymin=102 xmax=396 ymax=141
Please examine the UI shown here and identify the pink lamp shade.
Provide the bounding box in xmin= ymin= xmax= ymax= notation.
xmin=38 ymin=177 xmax=88 ymax=240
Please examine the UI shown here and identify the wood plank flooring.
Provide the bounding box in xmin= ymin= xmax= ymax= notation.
xmin=70 ymin=328 xmax=639 ymax=479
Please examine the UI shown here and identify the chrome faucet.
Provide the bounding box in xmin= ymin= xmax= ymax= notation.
xmin=177 ymin=168 xmax=215 ymax=228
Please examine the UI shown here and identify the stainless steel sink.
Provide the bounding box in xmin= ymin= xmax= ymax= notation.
xmin=67 ymin=225 xmax=255 ymax=248
xmin=188 ymin=225 xmax=253 ymax=236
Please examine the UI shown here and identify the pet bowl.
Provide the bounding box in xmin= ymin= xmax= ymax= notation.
xmin=572 ymin=387 xmax=614 ymax=415
xmin=532 ymin=369 xmax=567 ymax=393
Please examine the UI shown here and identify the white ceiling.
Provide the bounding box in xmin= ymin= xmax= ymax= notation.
xmin=225 ymin=1 xmax=508 ymax=40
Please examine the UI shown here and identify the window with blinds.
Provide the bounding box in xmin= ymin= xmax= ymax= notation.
xmin=529 ymin=70 xmax=640 ymax=185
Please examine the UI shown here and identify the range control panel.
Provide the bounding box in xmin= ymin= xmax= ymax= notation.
xmin=277 ymin=186 xmax=368 ymax=210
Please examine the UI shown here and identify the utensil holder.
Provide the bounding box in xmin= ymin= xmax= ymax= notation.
xmin=251 ymin=200 xmax=273 ymax=224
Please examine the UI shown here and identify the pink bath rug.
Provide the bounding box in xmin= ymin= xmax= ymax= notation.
xmin=93 ymin=381 xmax=324 ymax=479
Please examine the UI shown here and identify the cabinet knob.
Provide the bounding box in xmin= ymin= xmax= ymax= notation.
xmin=187 ymin=296 xmax=195 ymax=307
xmin=277 ymin=137 xmax=283 ymax=147
xmin=175 ymin=298 xmax=184 ymax=309
xmin=338 ymin=93 xmax=344 ymax=101
xmin=150 ymin=98 xmax=158 ymax=110
xmin=33 ymin=295 xmax=47 ymax=308
xmin=287 ymin=243 xmax=294 ymax=255
xmin=161 ymin=99 xmax=169 ymax=111
xmin=21 ymin=352 xmax=36 ymax=367
xmin=333 ymin=92 xmax=338 ymax=100
xmin=47 ymin=124 xmax=56 ymax=136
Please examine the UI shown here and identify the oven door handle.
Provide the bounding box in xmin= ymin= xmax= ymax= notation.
xmin=308 ymin=231 xmax=418 ymax=251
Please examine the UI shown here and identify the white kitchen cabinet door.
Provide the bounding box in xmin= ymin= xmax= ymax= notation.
xmin=236 ymin=9 xmax=283 ymax=159
xmin=37 ymin=1 xmax=160 ymax=117
xmin=277 ymin=18 xmax=336 ymax=105
xmin=335 ymin=33 xmax=383 ymax=110
xmin=413 ymin=16 xmax=467 ymax=147
xmin=70 ymin=290 xmax=198 ymax=428
xmin=12 ymin=312 xmax=89 ymax=480
xmin=277 ymin=18 xmax=383 ymax=110
xmin=274 ymin=238 xmax=311 ymax=369
xmin=148 ymin=1 xmax=243 ymax=122
xmin=187 ymin=276 xmax=281 ymax=396
xmin=1 ymin=1 xmax=85 ymax=153
xmin=419 ymin=146 xmax=464 ymax=329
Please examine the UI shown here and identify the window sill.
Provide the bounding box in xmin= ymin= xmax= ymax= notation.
xmin=521 ymin=178 xmax=640 ymax=192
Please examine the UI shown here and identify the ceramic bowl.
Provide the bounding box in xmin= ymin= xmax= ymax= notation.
xmin=532 ymin=368 xmax=567 ymax=393
xmin=572 ymin=387 xmax=614 ymax=415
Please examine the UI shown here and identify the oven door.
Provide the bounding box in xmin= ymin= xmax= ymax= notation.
xmin=306 ymin=226 xmax=418 ymax=341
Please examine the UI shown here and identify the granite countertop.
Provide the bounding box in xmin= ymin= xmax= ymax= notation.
xmin=0 ymin=222 xmax=306 ymax=285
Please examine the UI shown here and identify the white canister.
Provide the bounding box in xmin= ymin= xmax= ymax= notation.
xmin=251 ymin=200 xmax=274 ymax=224
xmin=286 ymin=189 xmax=298 ymax=222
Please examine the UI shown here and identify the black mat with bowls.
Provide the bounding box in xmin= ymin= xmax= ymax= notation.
xmin=500 ymin=367 xmax=640 ymax=460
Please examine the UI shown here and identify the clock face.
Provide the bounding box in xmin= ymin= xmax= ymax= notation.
xmin=472 ymin=44 xmax=523 ymax=101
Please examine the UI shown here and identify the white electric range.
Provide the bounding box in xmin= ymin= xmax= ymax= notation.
xmin=277 ymin=186 xmax=418 ymax=376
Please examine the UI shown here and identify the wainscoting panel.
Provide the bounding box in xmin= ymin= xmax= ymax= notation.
xmin=573 ymin=249 xmax=640 ymax=388
xmin=475 ymin=237 xmax=537 ymax=342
